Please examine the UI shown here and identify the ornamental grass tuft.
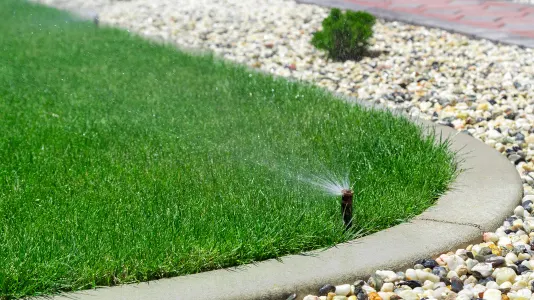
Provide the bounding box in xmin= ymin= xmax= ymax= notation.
xmin=311 ymin=8 xmax=376 ymax=61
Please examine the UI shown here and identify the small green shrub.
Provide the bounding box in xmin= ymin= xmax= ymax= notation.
xmin=311 ymin=8 xmax=376 ymax=61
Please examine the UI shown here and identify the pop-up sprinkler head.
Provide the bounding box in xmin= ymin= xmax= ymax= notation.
xmin=341 ymin=189 xmax=353 ymax=230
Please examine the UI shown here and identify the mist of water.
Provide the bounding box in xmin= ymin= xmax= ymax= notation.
xmin=246 ymin=151 xmax=352 ymax=197
xmin=299 ymin=172 xmax=350 ymax=196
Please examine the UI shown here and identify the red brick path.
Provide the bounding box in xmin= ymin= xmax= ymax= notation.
xmin=345 ymin=0 xmax=534 ymax=39
xmin=298 ymin=0 xmax=534 ymax=47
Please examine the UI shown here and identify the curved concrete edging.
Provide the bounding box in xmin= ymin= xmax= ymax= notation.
xmin=38 ymin=100 xmax=523 ymax=300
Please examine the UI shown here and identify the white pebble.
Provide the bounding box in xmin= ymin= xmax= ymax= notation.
xmin=458 ymin=288 xmax=474 ymax=299
xmin=376 ymin=270 xmax=398 ymax=282
xmin=486 ymin=281 xmax=499 ymax=290
xmin=472 ymin=263 xmax=494 ymax=278
xmin=517 ymin=253 xmax=532 ymax=261
xmin=498 ymin=236 xmax=513 ymax=247
xmin=515 ymin=206 xmax=526 ymax=217
xmin=381 ymin=282 xmax=394 ymax=293
xmin=335 ymin=284 xmax=351 ymax=296
xmin=506 ymin=252 xmax=519 ymax=265
xmin=517 ymin=288 xmax=532 ymax=299
xmin=377 ymin=292 xmax=390 ymax=300
xmin=495 ymin=267 xmax=517 ymax=285
xmin=466 ymin=259 xmax=479 ymax=272
xmin=399 ymin=290 xmax=418 ymax=300
xmin=512 ymin=280 xmax=528 ymax=291
xmin=483 ymin=232 xmax=500 ymax=243
xmin=447 ymin=270 xmax=459 ymax=279
xmin=474 ymin=284 xmax=488 ymax=295
xmin=416 ymin=269 xmax=440 ymax=283
xmin=500 ymin=281 xmax=513 ymax=290
xmin=487 ymin=129 xmax=504 ymax=142
xmin=433 ymin=287 xmax=450 ymax=299
xmin=483 ymin=289 xmax=502 ymax=300
xmin=521 ymin=260 xmax=532 ymax=270
xmin=405 ymin=268 xmax=417 ymax=280
xmin=456 ymin=265 xmax=468 ymax=277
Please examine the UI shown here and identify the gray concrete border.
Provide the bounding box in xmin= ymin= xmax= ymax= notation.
xmin=34 ymin=105 xmax=523 ymax=300
xmin=296 ymin=0 xmax=534 ymax=49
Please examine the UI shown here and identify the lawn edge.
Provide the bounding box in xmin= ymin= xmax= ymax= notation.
xmin=33 ymin=99 xmax=522 ymax=300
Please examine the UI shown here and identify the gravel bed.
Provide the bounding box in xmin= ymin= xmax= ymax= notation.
xmin=31 ymin=0 xmax=534 ymax=299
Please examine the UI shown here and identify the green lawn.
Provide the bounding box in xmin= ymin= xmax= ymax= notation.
xmin=0 ymin=0 xmax=456 ymax=298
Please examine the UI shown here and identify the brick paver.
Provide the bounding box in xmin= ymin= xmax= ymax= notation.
xmin=296 ymin=0 xmax=534 ymax=48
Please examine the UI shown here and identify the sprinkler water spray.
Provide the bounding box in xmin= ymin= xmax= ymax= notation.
xmin=341 ymin=189 xmax=353 ymax=230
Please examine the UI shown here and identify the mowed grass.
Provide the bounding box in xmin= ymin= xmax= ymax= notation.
xmin=0 ymin=0 xmax=456 ymax=298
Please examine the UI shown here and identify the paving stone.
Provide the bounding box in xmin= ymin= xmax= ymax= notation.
xmin=421 ymin=13 xmax=464 ymax=21
xmin=448 ymin=0 xmax=486 ymax=4
xmin=512 ymin=30 xmax=534 ymax=38
xmin=388 ymin=3 xmax=425 ymax=13
xmin=459 ymin=9 xmax=528 ymax=18
xmin=500 ymin=14 xmax=534 ymax=23
xmin=502 ymin=23 xmax=534 ymax=31
xmin=460 ymin=15 xmax=501 ymax=22
xmin=485 ymin=4 xmax=526 ymax=12
xmin=389 ymin=3 xmax=424 ymax=9
xmin=422 ymin=8 xmax=461 ymax=16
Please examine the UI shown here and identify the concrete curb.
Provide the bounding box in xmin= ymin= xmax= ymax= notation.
xmin=35 ymin=108 xmax=523 ymax=300
xmin=295 ymin=0 xmax=534 ymax=49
